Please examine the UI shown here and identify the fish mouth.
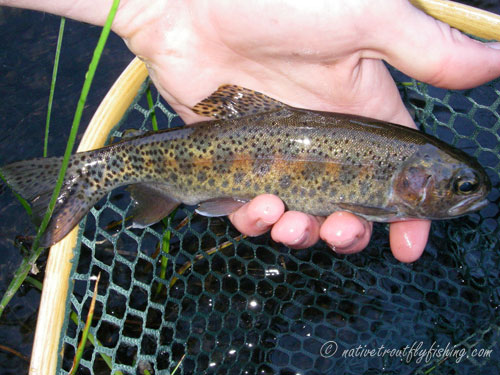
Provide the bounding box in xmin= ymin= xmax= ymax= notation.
xmin=447 ymin=197 xmax=489 ymax=216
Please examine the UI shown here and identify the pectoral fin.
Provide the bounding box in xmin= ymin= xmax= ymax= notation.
xmin=196 ymin=197 xmax=249 ymax=217
xmin=127 ymin=183 xmax=180 ymax=227
xmin=192 ymin=85 xmax=287 ymax=120
xmin=336 ymin=203 xmax=397 ymax=221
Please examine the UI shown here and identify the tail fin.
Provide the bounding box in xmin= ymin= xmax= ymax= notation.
xmin=2 ymin=157 xmax=63 ymax=225
xmin=1 ymin=156 xmax=107 ymax=247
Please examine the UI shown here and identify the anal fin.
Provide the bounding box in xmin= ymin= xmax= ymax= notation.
xmin=127 ymin=183 xmax=180 ymax=227
xmin=195 ymin=197 xmax=249 ymax=217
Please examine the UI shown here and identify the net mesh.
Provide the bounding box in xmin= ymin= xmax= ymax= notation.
xmin=57 ymin=69 xmax=500 ymax=375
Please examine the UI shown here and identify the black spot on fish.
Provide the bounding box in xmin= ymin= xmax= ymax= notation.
xmin=338 ymin=164 xmax=359 ymax=185
xmin=279 ymin=175 xmax=292 ymax=189
xmin=169 ymin=172 xmax=178 ymax=183
xmin=212 ymin=146 xmax=233 ymax=174
xmin=359 ymin=181 xmax=371 ymax=196
xmin=197 ymin=171 xmax=207 ymax=182
xmin=369 ymin=193 xmax=381 ymax=206
xmin=253 ymin=159 xmax=271 ymax=176
xmin=329 ymin=188 xmax=338 ymax=198
xmin=301 ymin=162 xmax=325 ymax=181
xmin=233 ymin=172 xmax=245 ymax=184
xmin=321 ymin=180 xmax=330 ymax=191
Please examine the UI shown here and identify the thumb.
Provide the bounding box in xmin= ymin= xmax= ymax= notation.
xmin=376 ymin=1 xmax=500 ymax=89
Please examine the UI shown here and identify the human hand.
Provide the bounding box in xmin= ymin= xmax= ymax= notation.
xmin=3 ymin=0 xmax=500 ymax=261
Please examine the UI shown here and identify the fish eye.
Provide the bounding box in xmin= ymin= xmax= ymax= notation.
xmin=453 ymin=175 xmax=479 ymax=194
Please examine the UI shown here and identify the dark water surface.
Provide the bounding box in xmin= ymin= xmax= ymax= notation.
xmin=0 ymin=1 xmax=499 ymax=374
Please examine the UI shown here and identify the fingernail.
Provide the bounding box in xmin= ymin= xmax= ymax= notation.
xmin=256 ymin=219 xmax=274 ymax=229
xmin=256 ymin=219 xmax=267 ymax=229
xmin=335 ymin=238 xmax=355 ymax=248
xmin=487 ymin=42 xmax=500 ymax=50
xmin=291 ymin=230 xmax=309 ymax=246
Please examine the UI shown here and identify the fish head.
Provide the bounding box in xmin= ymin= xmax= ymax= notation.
xmin=392 ymin=143 xmax=491 ymax=219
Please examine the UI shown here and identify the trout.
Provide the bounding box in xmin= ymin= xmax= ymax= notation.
xmin=0 ymin=85 xmax=491 ymax=246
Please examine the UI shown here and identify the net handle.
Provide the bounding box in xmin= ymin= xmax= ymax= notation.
xmin=410 ymin=0 xmax=500 ymax=40
xmin=29 ymin=57 xmax=148 ymax=375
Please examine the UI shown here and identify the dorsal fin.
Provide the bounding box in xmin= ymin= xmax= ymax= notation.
xmin=192 ymin=84 xmax=287 ymax=120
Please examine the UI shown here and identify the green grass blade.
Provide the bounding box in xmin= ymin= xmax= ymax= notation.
xmin=155 ymin=209 xmax=177 ymax=296
xmin=44 ymin=17 xmax=65 ymax=157
xmin=24 ymin=276 xmax=43 ymax=291
xmin=69 ymin=273 xmax=101 ymax=375
xmin=0 ymin=0 xmax=121 ymax=319
xmin=146 ymin=84 xmax=159 ymax=131
xmin=0 ymin=245 xmax=45 ymax=318
xmin=69 ymin=311 xmax=119 ymax=372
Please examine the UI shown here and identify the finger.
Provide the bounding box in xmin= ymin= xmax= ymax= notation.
xmin=375 ymin=2 xmax=500 ymax=89
xmin=270 ymin=211 xmax=322 ymax=249
xmin=389 ymin=220 xmax=431 ymax=263
xmin=319 ymin=211 xmax=373 ymax=254
xmin=228 ymin=194 xmax=284 ymax=236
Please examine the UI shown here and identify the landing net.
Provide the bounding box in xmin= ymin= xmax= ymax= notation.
xmin=58 ymin=71 xmax=500 ymax=374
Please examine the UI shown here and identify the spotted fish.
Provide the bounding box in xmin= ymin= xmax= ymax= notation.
xmin=0 ymin=85 xmax=491 ymax=246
